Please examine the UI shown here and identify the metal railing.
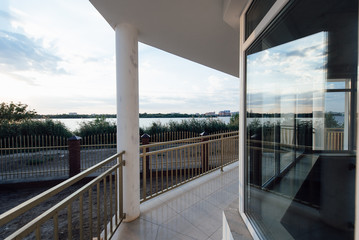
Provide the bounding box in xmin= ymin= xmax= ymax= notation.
xmin=0 ymin=131 xmax=239 ymax=239
xmin=151 ymin=131 xmax=199 ymax=142
xmin=0 ymin=131 xmax=234 ymax=182
xmin=140 ymin=131 xmax=239 ymax=202
xmin=0 ymin=152 xmax=125 ymax=240
xmin=260 ymin=126 xmax=345 ymax=151
xmin=325 ymin=128 xmax=344 ymax=150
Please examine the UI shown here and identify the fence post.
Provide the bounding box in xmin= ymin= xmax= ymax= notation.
xmin=200 ymin=131 xmax=209 ymax=173
xmin=68 ymin=136 xmax=82 ymax=178
xmin=141 ymin=134 xmax=151 ymax=177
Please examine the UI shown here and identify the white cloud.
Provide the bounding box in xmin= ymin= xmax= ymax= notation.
xmin=0 ymin=0 xmax=239 ymax=115
xmin=247 ymin=32 xmax=327 ymax=113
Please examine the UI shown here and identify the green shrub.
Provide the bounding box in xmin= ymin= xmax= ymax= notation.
xmin=0 ymin=102 xmax=36 ymax=124
xmin=0 ymin=119 xmax=72 ymax=139
xmin=142 ymin=118 xmax=236 ymax=135
xmin=74 ymin=116 xmax=116 ymax=137
xmin=228 ymin=113 xmax=239 ymax=130
xmin=325 ymin=111 xmax=342 ymax=128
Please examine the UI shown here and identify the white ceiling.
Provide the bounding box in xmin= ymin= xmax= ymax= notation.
xmin=90 ymin=0 xmax=248 ymax=77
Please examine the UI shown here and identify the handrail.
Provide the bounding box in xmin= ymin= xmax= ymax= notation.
xmin=248 ymin=127 xmax=344 ymax=151
xmin=6 ymin=162 xmax=123 ymax=239
xmin=142 ymin=131 xmax=238 ymax=148
xmin=0 ymin=151 xmax=125 ymax=226
xmin=140 ymin=134 xmax=238 ymax=157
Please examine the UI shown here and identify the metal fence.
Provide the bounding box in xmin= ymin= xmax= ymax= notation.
xmin=0 ymin=152 xmax=125 ymax=240
xmin=0 ymin=135 xmax=68 ymax=181
xmin=81 ymin=134 xmax=117 ymax=172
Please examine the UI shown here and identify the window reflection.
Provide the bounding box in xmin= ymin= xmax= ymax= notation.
xmin=245 ymin=0 xmax=357 ymax=239
xmin=247 ymin=31 xmax=326 ymax=188
xmin=245 ymin=0 xmax=276 ymax=40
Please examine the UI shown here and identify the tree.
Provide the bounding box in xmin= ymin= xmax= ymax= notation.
xmin=325 ymin=111 xmax=341 ymax=128
xmin=0 ymin=102 xmax=37 ymax=123
xmin=229 ymin=113 xmax=239 ymax=125
xmin=229 ymin=113 xmax=239 ymax=129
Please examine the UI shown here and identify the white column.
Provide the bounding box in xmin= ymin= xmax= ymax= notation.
xmin=115 ymin=23 xmax=140 ymax=222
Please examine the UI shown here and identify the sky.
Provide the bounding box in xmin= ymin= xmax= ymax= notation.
xmin=247 ymin=31 xmax=346 ymax=114
xmin=0 ymin=0 xmax=239 ymax=115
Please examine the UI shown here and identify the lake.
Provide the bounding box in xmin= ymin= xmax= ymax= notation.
xmin=55 ymin=115 xmax=343 ymax=132
xmin=56 ymin=117 xmax=232 ymax=132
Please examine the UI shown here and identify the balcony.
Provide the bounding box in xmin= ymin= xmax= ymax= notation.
xmin=0 ymin=131 xmax=251 ymax=240
xmin=112 ymin=161 xmax=250 ymax=240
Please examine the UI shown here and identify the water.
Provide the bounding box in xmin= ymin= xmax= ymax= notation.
xmin=334 ymin=115 xmax=344 ymax=125
xmin=57 ymin=116 xmax=343 ymax=132
xmin=55 ymin=117 xmax=231 ymax=132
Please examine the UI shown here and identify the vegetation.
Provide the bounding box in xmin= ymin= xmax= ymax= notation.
xmin=229 ymin=113 xmax=239 ymax=128
xmin=140 ymin=117 xmax=238 ymax=136
xmin=43 ymin=113 xmax=116 ymax=119
xmin=0 ymin=102 xmax=37 ymax=123
xmin=247 ymin=119 xmax=313 ymax=149
xmin=139 ymin=113 xmax=199 ymax=118
xmin=1 ymin=102 xmax=239 ymax=139
xmin=42 ymin=112 xmax=205 ymax=119
xmin=72 ymin=116 xmax=239 ymax=138
xmin=325 ymin=111 xmax=343 ymax=128
xmin=0 ymin=102 xmax=72 ymax=139
xmin=0 ymin=119 xmax=72 ymax=139
xmin=74 ymin=116 xmax=116 ymax=137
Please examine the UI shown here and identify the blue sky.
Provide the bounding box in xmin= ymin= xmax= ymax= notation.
xmin=247 ymin=32 xmax=345 ymax=114
xmin=0 ymin=0 xmax=239 ymax=115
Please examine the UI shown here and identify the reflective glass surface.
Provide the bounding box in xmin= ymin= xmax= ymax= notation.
xmin=245 ymin=0 xmax=357 ymax=239
xmin=245 ymin=0 xmax=276 ymax=40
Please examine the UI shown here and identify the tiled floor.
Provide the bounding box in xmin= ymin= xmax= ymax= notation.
xmin=112 ymin=162 xmax=241 ymax=240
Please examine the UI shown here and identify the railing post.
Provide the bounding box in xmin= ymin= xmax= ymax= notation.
xmin=141 ymin=134 xmax=151 ymax=176
xmin=200 ymin=131 xmax=209 ymax=173
xmin=118 ymin=154 xmax=124 ymax=220
xmin=141 ymin=134 xmax=151 ymax=201
xmin=221 ymin=134 xmax=224 ymax=172
xmin=68 ymin=136 xmax=82 ymax=178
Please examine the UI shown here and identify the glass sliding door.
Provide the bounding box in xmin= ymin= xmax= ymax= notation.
xmin=245 ymin=0 xmax=357 ymax=239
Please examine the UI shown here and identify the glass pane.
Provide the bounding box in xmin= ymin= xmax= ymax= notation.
xmin=245 ymin=0 xmax=276 ymax=40
xmin=245 ymin=0 xmax=357 ymax=239
xmin=326 ymin=79 xmax=350 ymax=89
xmin=325 ymin=92 xmax=349 ymax=150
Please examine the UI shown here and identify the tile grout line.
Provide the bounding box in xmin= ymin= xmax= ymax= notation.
xmin=159 ymin=214 xmax=212 ymax=240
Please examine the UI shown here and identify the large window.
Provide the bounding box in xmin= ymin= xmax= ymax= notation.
xmin=245 ymin=0 xmax=357 ymax=239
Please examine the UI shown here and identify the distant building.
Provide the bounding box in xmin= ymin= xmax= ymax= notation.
xmin=218 ymin=110 xmax=231 ymax=116
xmin=69 ymin=112 xmax=78 ymax=116
xmin=204 ymin=112 xmax=216 ymax=116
